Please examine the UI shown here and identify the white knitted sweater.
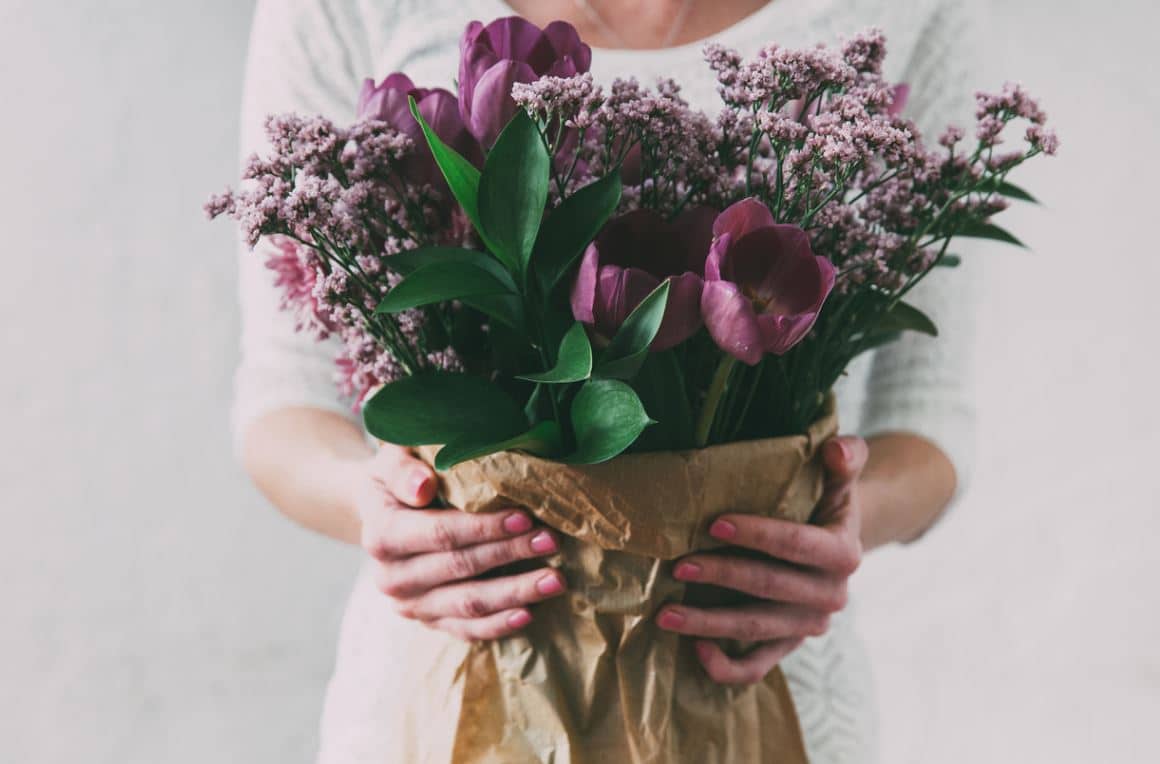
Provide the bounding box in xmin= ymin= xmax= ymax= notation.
xmin=233 ymin=1 xmax=982 ymax=761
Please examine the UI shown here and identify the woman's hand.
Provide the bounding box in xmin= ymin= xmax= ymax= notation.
xmin=355 ymin=443 xmax=568 ymax=641
xmin=655 ymin=436 xmax=868 ymax=685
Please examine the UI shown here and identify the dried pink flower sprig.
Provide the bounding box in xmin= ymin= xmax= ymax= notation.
xmin=206 ymin=113 xmax=469 ymax=405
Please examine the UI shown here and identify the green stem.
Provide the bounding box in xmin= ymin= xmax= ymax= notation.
xmin=694 ymin=355 xmax=737 ymax=448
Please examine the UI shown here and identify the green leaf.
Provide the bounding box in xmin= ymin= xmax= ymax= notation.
xmin=594 ymin=281 xmax=670 ymax=380
xmin=534 ymin=172 xmax=623 ymax=292
xmin=385 ymin=246 xmax=500 ymax=276
xmin=564 ymin=379 xmax=654 ymax=464
xmin=409 ymin=98 xmax=487 ymax=242
xmin=435 ymin=421 xmax=565 ymax=470
xmin=375 ymin=261 xmax=515 ymax=314
xmin=631 ymin=350 xmax=694 ymax=451
xmin=478 ymin=111 xmax=550 ymax=274
xmin=936 ymin=253 xmax=962 ymax=268
xmin=993 ymin=180 xmax=1039 ymax=204
xmin=363 ymin=372 xmax=528 ymax=447
xmin=460 ymin=293 xmax=525 ymax=331
xmin=519 ymin=322 xmax=593 ymax=383
xmin=957 ymin=221 xmax=1026 ymax=248
xmin=876 ymin=300 xmax=938 ymax=337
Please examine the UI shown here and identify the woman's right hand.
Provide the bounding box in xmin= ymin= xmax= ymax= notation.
xmin=353 ymin=443 xmax=567 ymax=641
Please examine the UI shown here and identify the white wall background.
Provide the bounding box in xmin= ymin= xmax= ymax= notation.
xmin=1 ymin=1 xmax=1155 ymax=762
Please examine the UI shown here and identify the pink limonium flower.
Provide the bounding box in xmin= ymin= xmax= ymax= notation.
xmin=571 ymin=207 xmax=716 ymax=351
xmin=701 ymin=199 xmax=837 ymax=364
xmin=458 ymin=16 xmax=592 ymax=148
xmin=357 ymin=73 xmax=482 ymax=190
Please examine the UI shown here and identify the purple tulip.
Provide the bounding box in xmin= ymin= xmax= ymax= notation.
xmin=357 ymin=73 xmax=482 ymax=190
xmin=459 ymin=17 xmax=592 ymax=148
xmin=571 ymin=207 xmax=716 ymax=351
xmin=701 ymin=199 xmax=836 ymax=365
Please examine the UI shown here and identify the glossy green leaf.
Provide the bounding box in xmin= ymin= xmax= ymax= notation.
xmin=992 ymin=180 xmax=1039 ymax=204
xmin=409 ymin=98 xmax=488 ymax=245
xmin=478 ymin=111 xmax=550 ymax=273
xmin=631 ymin=350 xmax=694 ymax=451
xmin=435 ymin=421 xmax=565 ymax=470
xmin=518 ymin=322 xmax=593 ymax=383
xmin=375 ymin=261 xmax=515 ymax=314
xmin=594 ymin=281 xmax=670 ymax=380
xmin=363 ymin=372 xmax=528 ymax=447
xmin=957 ymin=221 xmax=1026 ymax=248
xmin=534 ymin=172 xmax=623 ymax=292
xmin=875 ymin=300 xmax=938 ymax=337
xmin=385 ymin=246 xmax=503 ymax=276
xmin=564 ymin=379 xmax=654 ymax=464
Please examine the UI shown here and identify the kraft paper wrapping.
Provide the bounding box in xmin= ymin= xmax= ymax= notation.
xmin=415 ymin=395 xmax=837 ymax=764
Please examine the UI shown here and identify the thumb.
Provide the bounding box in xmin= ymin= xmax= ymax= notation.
xmin=823 ymin=436 xmax=869 ymax=486
xmin=377 ymin=444 xmax=438 ymax=507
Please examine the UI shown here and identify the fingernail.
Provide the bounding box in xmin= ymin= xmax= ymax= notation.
xmin=657 ymin=609 xmax=685 ymax=629
xmin=503 ymin=512 xmax=533 ymax=534
xmin=530 ymin=532 xmax=557 ymax=554
xmin=507 ymin=610 xmax=532 ymax=628
xmin=694 ymin=640 xmax=715 ymax=662
xmin=709 ymin=519 xmax=737 ymax=540
xmin=836 ymin=440 xmax=852 ymax=463
xmin=536 ymin=573 xmax=564 ymax=595
xmin=410 ymin=469 xmax=431 ymax=497
xmin=674 ymin=562 xmax=702 ymax=581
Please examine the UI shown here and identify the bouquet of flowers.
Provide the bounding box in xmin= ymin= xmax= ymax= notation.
xmin=210 ymin=15 xmax=1055 ymax=763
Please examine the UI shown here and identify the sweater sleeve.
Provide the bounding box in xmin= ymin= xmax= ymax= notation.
xmin=231 ymin=0 xmax=376 ymax=448
xmin=858 ymin=0 xmax=985 ymax=496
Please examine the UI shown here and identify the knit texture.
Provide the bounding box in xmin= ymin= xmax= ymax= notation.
xmin=233 ymin=1 xmax=981 ymax=761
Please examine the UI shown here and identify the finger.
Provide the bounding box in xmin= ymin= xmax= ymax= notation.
xmin=403 ymin=568 xmax=567 ymax=621
xmin=375 ymin=445 xmax=438 ymax=507
xmin=708 ymin=514 xmax=860 ymax=575
xmin=377 ymin=529 xmax=559 ymax=597
xmin=374 ymin=504 xmax=536 ymax=558
xmin=428 ymin=608 xmax=534 ymax=642
xmin=822 ymin=436 xmax=869 ymax=486
xmin=657 ymin=601 xmax=828 ymax=641
xmin=671 ymin=554 xmax=848 ymax=611
xmin=694 ymin=637 xmax=804 ymax=686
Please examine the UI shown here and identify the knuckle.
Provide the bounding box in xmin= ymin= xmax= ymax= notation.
xmin=738 ymin=615 xmax=766 ymax=642
xmin=391 ymin=599 xmax=418 ymax=620
xmin=807 ymin=613 xmax=831 ymax=636
xmin=785 ymin=525 xmax=813 ymax=558
xmin=375 ymin=570 xmax=407 ymax=599
xmin=446 ymin=548 xmax=477 ymax=580
xmin=458 ymin=593 xmax=491 ymax=619
xmin=430 ymin=517 xmax=459 ymax=553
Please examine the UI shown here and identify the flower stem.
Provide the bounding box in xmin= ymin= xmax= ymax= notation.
xmin=694 ymin=355 xmax=738 ymax=448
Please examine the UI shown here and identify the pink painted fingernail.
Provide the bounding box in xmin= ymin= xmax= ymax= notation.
xmin=657 ymin=609 xmax=685 ymax=630
xmin=674 ymin=562 xmax=702 ymax=581
xmin=411 ymin=469 xmax=431 ymax=497
xmin=507 ymin=610 xmax=532 ymax=628
xmin=709 ymin=519 xmax=737 ymax=540
xmin=503 ymin=512 xmax=533 ymax=534
xmin=536 ymin=573 xmax=564 ymax=596
xmin=530 ymin=532 xmax=557 ymax=554
xmin=836 ymin=440 xmax=852 ymax=462
xmin=694 ymin=640 xmax=715 ymax=662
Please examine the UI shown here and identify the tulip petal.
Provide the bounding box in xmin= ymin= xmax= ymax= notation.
xmin=705 ymin=234 xmax=730 ymax=282
xmin=468 ymin=59 xmax=538 ymax=148
xmin=652 ymin=272 xmax=704 ymax=350
xmin=755 ymin=311 xmax=818 ymax=355
xmin=570 ymin=244 xmax=600 ymax=325
xmin=712 ymin=198 xmax=775 ymax=242
xmin=673 ymin=206 xmax=717 ymax=273
xmin=595 ymin=266 xmax=661 ymax=339
xmin=701 ymin=280 xmax=763 ymax=365
xmin=543 ymin=21 xmax=592 ymax=71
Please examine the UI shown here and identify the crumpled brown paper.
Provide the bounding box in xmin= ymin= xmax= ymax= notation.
xmin=416 ymin=396 xmax=837 ymax=764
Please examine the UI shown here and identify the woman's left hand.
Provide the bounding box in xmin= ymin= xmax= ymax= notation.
xmin=655 ymin=435 xmax=869 ymax=685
